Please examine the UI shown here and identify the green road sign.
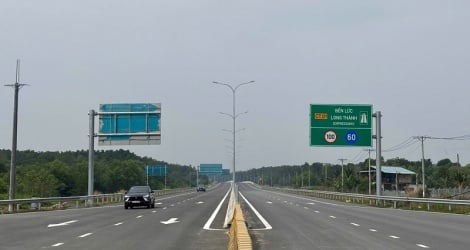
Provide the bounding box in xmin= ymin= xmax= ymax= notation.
xmin=310 ymin=104 xmax=372 ymax=147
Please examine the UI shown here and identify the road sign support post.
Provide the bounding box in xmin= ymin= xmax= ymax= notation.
xmin=88 ymin=109 xmax=96 ymax=206
xmin=373 ymin=111 xmax=382 ymax=197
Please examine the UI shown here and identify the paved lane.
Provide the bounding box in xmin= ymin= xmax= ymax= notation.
xmin=239 ymin=183 xmax=470 ymax=250
xmin=0 ymin=183 xmax=231 ymax=250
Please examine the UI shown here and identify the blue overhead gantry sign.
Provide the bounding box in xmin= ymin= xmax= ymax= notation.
xmin=98 ymin=103 xmax=161 ymax=145
xmin=199 ymin=164 xmax=223 ymax=176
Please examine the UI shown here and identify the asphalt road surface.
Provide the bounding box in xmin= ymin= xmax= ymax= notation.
xmin=0 ymin=183 xmax=231 ymax=250
xmin=239 ymin=183 xmax=470 ymax=250
xmin=3 ymin=182 xmax=469 ymax=250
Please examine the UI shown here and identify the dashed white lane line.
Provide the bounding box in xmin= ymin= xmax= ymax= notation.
xmin=266 ymin=201 xmax=273 ymax=204
xmin=329 ymin=216 xmax=336 ymax=219
xmin=114 ymin=222 xmax=123 ymax=226
xmin=389 ymin=235 xmax=400 ymax=239
xmin=350 ymin=223 xmax=360 ymax=227
xmin=314 ymin=211 xmax=320 ymax=213
xmin=416 ymin=244 xmax=430 ymax=248
xmin=136 ymin=215 xmax=143 ymax=219
xmin=307 ymin=202 xmax=315 ymax=205
xmin=78 ymin=233 xmax=93 ymax=238
xmin=152 ymin=210 xmax=157 ymax=213
xmin=369 ymin=229 xmax=377 ymax=232
xmin=52 ymin=243 xmax=64 ymax=247
xmin=48 ymin=220 xmax=79 ymax=228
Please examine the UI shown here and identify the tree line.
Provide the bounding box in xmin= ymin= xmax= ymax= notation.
xmin=0 ymin=149 xmax=207 ymax=199
xmin=1 ymin=149 xmax=468 ymax=199
xmin=237 ymin=157 xmax=470 ymax=196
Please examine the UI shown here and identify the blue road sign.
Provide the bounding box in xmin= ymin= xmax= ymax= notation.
xmin=98 ymin=103 xmax=161 ymax=145
xmin=146 ymin=165 xmax=167 ymax=177
xmin=199 ymin=164 xmax=223 ymax=176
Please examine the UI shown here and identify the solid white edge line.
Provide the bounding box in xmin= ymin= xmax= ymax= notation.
xmin=203 ymin=187 xmax=231 ymax=230
xmin=238 ymin=192 xmax=272 ymax=230
xmin=52 ymin=243 xmax=64 ymax=247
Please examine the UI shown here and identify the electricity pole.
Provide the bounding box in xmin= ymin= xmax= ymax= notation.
xmin=5 ymin=60 xmax=28 ymax=212
xmin=338 ymin=158 xmax=347 ymax=192
xmin=414 ymin=136 xmax=428 ymax=198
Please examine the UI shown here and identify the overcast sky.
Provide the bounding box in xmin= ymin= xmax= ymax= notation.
xmin=1 ymin=1 xmax=469 ymax=171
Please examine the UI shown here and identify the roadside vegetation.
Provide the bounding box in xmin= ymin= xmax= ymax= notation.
xmin=0 ymin=149 xmax=207 ymax=199
xmin=238 ymin=158 xmax=470 ymax=199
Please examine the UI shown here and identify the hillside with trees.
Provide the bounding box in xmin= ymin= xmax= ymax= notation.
xmin=0 ymin=149 xmax=204 ymax=199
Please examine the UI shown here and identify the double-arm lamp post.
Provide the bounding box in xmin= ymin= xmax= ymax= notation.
xmin=213 ymin=81 xmax=255 ymax=186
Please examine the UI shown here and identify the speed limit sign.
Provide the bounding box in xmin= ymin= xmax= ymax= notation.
xmin=324 ymin=130 xmax=337 ymax=143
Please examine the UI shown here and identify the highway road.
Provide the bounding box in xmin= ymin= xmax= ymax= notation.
xmin=0 ymin=183 xmax=231 ymax=250
xmin=239 ymin=182 xmax=470 ymax=250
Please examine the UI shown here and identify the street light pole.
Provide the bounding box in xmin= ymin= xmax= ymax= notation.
xmin=213 ymin=81 xmax=254 ymax=187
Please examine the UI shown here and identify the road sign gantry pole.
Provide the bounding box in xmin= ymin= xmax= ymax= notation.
xmin=373 ymin=111 xmax=382 ymax=197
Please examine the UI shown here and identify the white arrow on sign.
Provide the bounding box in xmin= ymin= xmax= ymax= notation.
xmin=48 ymin=220 xmax=78 ymax=228
xmin=160 ymin=218 xmax=179 ymax=225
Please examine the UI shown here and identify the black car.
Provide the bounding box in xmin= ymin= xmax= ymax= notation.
xmin=196 ymin=185 xmax=206 ymax=192
xmin=124 ymin=185 xmax=155 ymax=209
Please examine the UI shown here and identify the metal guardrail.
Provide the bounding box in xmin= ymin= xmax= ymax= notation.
xmin=264 ymin=186 xmax=470 ymax=213
xmin=0 ymin=187 xmax=194 ymax=214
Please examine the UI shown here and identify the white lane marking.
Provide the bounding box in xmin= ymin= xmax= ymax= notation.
xmin=170 ymin=204 xmax=175 ymax=207
xmin=78 ymin=233 xmax=93 ymax=238
xmin=160 ymin=218 xmax=179 ymax=225
xmin=152 ymin=210 xmax=157 ymax=213
xmin=156 ymin=202 xmax=163 ymax=205
xmin=350 ymin=223 xmax=360 ymax=227
xmin=239 ymin=192 xmax=272 ymax=230
xmin=266 ymin=201 xmax=273 ymax=204
xmin=416 ymin=244 xmax=430 ymax=248
xmin=48 ymin=220 xmax=78 ymax=228
xmin=307 ymin=202 xmax=315 ymax=205
xmin=114 ymin=222 xmax=123 ymax=226
xmin=196 ymin=201 xmax=205 ymax=204
xmin=163 ymin=207 xmax=167 ymax=210
xmin=304 ymin=207 xmax=309 ymax=210
xmin=369 ymin=229 xmax=377 ymax=232
xmin=203 ymin=187 xmax=231 ymax=230
xmin=52 ymin=243 xmax=64 ymax=247
xmin=314 ymin=211 xmax=320 ymax=213
xmin=136 ymin=215 xmax=143 ymax=219
xmin=389 ymin=235 xmax=400 ymax=239
xmin=329 ymin=216 xmax=336 ymax=219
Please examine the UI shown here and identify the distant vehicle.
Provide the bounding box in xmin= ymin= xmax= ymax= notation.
xmin=124 ymin=185 xmax=155 ymax=209
xmin=196 ymin=185 xmax=206 ymax=192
